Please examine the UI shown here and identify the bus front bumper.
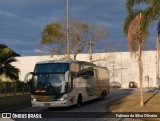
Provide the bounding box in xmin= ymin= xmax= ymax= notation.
xmin=31 ymin=100 xmax=68 ymax=107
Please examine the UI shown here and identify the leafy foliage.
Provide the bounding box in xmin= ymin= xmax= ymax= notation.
xmin=122 ymin=0 xmax=160 ymax=107
xmin=124 ymin=0 xmax=160 ymax=39
xmin=0 ymin=44 xmax=20 ymax=81
xmin=40 ymin=20 xmax=107 ymax=60
xmin=41 ymin=23 xmax=65 ymax=44
xmin=127 ymin=15 xmax=144 ymax=55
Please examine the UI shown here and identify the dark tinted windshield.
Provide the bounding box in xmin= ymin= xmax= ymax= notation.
xmin=31 ymin=73 xmax=66 ymax=95
xmin=34 ymin=63 xmax=69 ymax=73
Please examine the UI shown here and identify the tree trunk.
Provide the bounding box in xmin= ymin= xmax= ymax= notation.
xmin=73 ymin=54 xmax=77 ymax=60
xmin=138 ymin=45 xmax=144 ymax=106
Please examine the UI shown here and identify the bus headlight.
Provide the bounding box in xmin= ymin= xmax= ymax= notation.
xmin=58 ymin=97 xmax=66 ymax=101
xmin=32 ymin=98 xmax=37 ymax=101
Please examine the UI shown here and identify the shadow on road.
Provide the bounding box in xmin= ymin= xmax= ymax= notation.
xmin=45 ymin=98 xmax=106 ymax=111
xmin=144 ymin=90 xmax=159 ymax=105
xmin=105 ymin=88 xmax=135 ymax=111
xmin=1 ymin=89 xmax=147 ymax=120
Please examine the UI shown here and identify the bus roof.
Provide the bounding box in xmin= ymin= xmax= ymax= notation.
xmin=36 ymin=60 xmax=96 ymax=66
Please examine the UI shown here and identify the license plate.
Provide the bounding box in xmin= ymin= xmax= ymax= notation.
xmin=44 ymin=103 xmax=51 ymax=106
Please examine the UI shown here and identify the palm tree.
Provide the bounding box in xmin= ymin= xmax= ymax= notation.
xmin=126 ymin=14 xmax=144 ymax=106
xmin=123 ymin=0 xmax=160 ymax=106
xmin=124 ymin=1 xmax=160 ymax=53
xmin=0 ymin=44 xmax=20 ymax=81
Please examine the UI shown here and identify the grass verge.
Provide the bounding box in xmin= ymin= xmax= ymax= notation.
xmin=0 ymin=94 xmax=31 ymax=112
xmin=106 ymin=91 xmax=160 ymax=120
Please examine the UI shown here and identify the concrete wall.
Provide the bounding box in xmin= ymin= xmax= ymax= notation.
xmin=12 ymin=51 xmax=160 ymax=88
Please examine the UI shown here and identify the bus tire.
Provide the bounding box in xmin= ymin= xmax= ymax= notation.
xmin=100 ymin=91 xmax=105 ymax=100
xmin=48 ymin=107 xmax=53 ymax=110
xmin=104 ymin=90 xmax=107 ymax=99
xmin=76 ymin=94 xmax=82 ymax=108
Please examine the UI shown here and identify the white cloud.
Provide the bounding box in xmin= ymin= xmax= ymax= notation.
xmin=0 ymin=9 xmax=19 ymax=18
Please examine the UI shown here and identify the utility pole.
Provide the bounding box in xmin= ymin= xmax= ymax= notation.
xmin=66 ymin=0 xmax=70 ymax=60
xmin=111 ymin=58 xmax=127 ymax=85
xmin=120 ymin=54 xmax=127 ymax=87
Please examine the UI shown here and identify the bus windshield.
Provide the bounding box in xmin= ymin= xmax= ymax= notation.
xmin=31 ymin=63 xmax=69 ymax=95
xmin=31 ymin=73 xmax=66 ymax=95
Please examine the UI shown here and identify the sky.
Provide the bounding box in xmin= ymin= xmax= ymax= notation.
xmin=0 ymin=0 xmax=158 ymax=56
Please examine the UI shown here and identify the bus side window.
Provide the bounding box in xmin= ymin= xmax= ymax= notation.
xmin=68 ymin=76 xmax=73 ymax=92
xmin=82 ymin=70 xmax=94 ymax=79
xmin=89 ymin=70 xmax=94 ymax=78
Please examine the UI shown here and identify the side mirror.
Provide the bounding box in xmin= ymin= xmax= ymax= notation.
xmin=24 ymin=72 xmax=33 ymax=83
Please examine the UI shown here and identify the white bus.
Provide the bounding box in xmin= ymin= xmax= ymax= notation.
xmin=24 ymin=60 xmax=110 ymax=108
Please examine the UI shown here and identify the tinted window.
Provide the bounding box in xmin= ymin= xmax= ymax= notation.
xmin=34 ymin=63 xmax=69 ymax=73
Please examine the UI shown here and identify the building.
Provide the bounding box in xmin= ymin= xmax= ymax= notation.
xmin=12 ymin=51 xmax=160 ymax=88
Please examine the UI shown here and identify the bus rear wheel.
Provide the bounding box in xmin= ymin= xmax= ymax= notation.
xmin=76 ymin=94 xmax=82 ymax=108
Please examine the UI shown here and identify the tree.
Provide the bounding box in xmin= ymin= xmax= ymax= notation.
xmin=124 ymin=0 xmax=160 ymax=53
xmin=123 ymin=1 xmax=145 ymax=107
xmin=123 ymin=0 xmax=160 ymax=106
xmin=0 ymin=44 xmax=20 ymax=81
xmin=126 ymin=14 xmax=145 ymax=106
xmin=40 ymin=20 xmax=107 ymax=60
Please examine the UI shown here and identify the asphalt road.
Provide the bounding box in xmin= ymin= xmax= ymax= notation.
xmin=1 ymin=89 xmax=144 ymax=121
